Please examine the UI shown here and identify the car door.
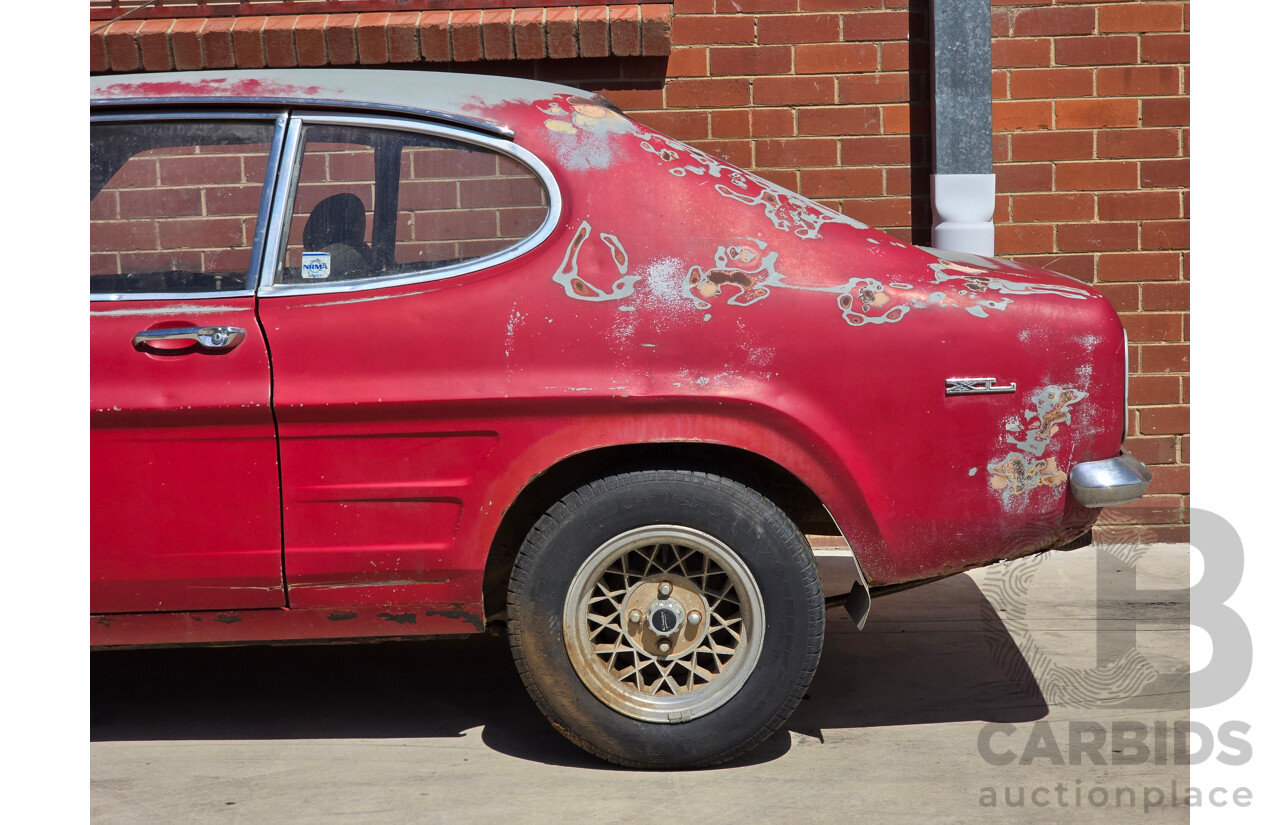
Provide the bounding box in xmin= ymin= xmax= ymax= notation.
xmin=90 ymin=113 xmax=287 ymax=613
xmin=255 ymin=113 xmax=556 ymax=609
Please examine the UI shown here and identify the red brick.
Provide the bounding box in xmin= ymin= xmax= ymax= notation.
xmin=996 ymin=223 xmax=1054 ymax=254
xmin=1011 ymin=6 xmax=1095 ymax=36
xmin=754 ymin=76 xmax=836 ymax=106
xmin=545 ymin=8 xmax=576 ymax=59
xmin=1139 ymin=406 xmax=1189 ymax=433
xmin=1056 ymin=98 xmax=1139 ymax=128
xmin=171 ymin=19 xmax=205 ymax=70
xmin=843 ymin=197 xmax=914 ymax=229
xmin=1142 ymin=97 xmax=1188 ymax=126
xmin=1141 ymin=33 xmax=1188 ymax=63
xmin=992 ymin=38 xmax=1051 ymax=68
xmin=1120 ymin=312 xmax=1183 ymax=343
xmin=1010 ymin=131 xmax=1093 ymax=161
xmin=753 ymin=108 xmax=796 ymax=137
xmin=610 ymin=6 xmax=641 ymax=57
xmin=230 ymin=17 xmax=267 ymax=68
xmin=1010 ymin=192 xmax=1095 ymax=222
xmin=709 ymin=109 xmax=751 ymax=138
xmin=90 ymin=24 xmax=108 ymax=73
xmin=1056 ymin=35 xmax=1138 ymax=66
xmin=1097 ymin=128 xmax=1179 ymax=159
xmin=387 ymin=12 xmax=421 ymax=63
xmin=672 ymin=13 xmax=754 ymax=46
xmin=1020 ymin=254 xmax=1097 ymax=284
xmin=799 ymin=167 xmax=882 ymax=199
xmin=667 ymin=77 xmax=751 ymax=108
xmin=1057 ymin=222 xmax=1138 ymax=252
xmin=756 ymin=138 xmax=839 ymax=167
xmin=1143 ymin=282 xmax=1188 ymax=311
xmin=476 ymin=9 xmax=512 ymax=61
xmin=883 ymin=166 xmax=928 ymax=197
xmin=117 ymin=187 xmax=204 ymax=219
xmin=992 ymin=69 xmax=1009 ymax=99
xmin=722 ymin=0 xmax=797 ymax=10
xmin=326 ymin=15 xmax=359 ymax=65
xmin=678 ymin=0 xmax=716 ymax=14
xmin=200 ymin=18 xmax=235 ymax=69
xmin=1097 ymin=251 xmax=1180 ymax=282
xmin=1124 ymin=435 xmax=1178 ymax=465
xmin=686 ymin=139 xmax=752 ymax=167
xmin=1145 ymin=465 xmax=1189 ymax=495
xmin=451 ymin=11 xmax=484 ymax=62
xmin=635 ymin=109 xmax=708 ymax=139
xmin=802 ymin=0 xmax=881 ymax=11
xmin=758 ymin=14 xmax=841 ymax=45
xmin=1009 ymin=68 xmax=1094 ymax=99
xmin=1140 ymin=159 xmax=1188 ymax=188
xmin=797 ymin=106 xmax=880 ymax=136
xmin=1099 ymin=191 xmax=1181 ymax=221
xmin=993 ymin=100 xmax=1052 ymax=131
xmin=510 ymin=9 xmax=545 ymax=61
xmin=1128 ymin=373 xmax=1181 ymax=405
xmin=841 ymin=10 xmax=910 ymax=41
xmin=794 ymin=43 xmax=877 ymax=75
xmin=1141 ymin=220 xmax=1188 ymax=250
xmin=641 ymin=6 xmax=673 ymax=55
xmin=602 ymin=87 xmax=664 ymax=110
xmin=755 ymin=168 xmax=798 ymax=191
xmin=1101 ymin=3 xmax=1183 ymax=33
xmin=1094 ymin=283 xmax=1140 ymax=312
xmin=841 ymin=135 xmax=912 ymax=165
xmin=838 ymin=73 xmax=910 ymax=104
xmin=104 ymin=20 xmax=144 ymax=72
xmin=667 ymin=47 xmax=707 ymax=77
xmin=709 ymin=45 xmax=791 ymax=76
xmin=137 ymin=19 xmax=174 ymax=71
xmin=355 ymin=12 xmax=390 ymax=64
xmin=294 ymin=15 xmax=327 ymax=67
xmin=578 ymin=7 xmax=609 ymax=58
xmin=261 ymin=15 xmax=297 ymax=68
xmin=1059 ymin=157 xmax=1141 ymax=189
xmin=1097 ymin=65 xmax=1180 ymax=96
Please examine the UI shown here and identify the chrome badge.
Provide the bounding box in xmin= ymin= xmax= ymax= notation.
xmin=945 ymin=377 xmax=1017 ymax=396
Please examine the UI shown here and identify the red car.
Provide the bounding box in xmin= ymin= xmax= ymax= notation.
xmin=91 ymin=69 xmax=1150 ymax=768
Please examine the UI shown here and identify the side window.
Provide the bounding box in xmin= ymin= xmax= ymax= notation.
xmin=90 ymin=119 xmax=275 ymax=295
xmin=278 ymin=123 xmax=548 ymax=285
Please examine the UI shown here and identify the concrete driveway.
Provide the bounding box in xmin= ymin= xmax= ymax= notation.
xmin=91 ymin=542 xmax=1189 ymax=823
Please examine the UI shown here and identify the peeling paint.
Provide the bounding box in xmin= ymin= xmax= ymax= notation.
xmin=1006 ymin=386 xmax=1088 ymax=456
xmin=988 ymin=453 xmax=1068 ymax=498
xmin=551 ymin=220 xmax=640 ymax=301
xmin=540 ymin=95 xmax=635 ymax=171
xmin=377 ymin=611 xmax=418 ymax=625
xmin=214 ymin=613 xmax=242 ymax=624
xmin=327 ymin=610 xmax=358 ymax=621
xmin=987 ymin=384 xmax=1089 ymax=503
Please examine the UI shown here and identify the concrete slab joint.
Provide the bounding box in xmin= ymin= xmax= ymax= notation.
xmin=90 ymin=5 xmax=674 ymax=73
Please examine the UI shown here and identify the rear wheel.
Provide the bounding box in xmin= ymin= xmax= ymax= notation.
xmin=507 ymin=470 xmax=824 ymax=768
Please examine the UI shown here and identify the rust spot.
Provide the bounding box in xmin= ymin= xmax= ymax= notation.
xmin=327 ymin=610 xmax=358 ymax=622
xmin=378 ymin=611 xmax=417 ymax=625
xmin=95 ymin=615 xmax=113 ymax=627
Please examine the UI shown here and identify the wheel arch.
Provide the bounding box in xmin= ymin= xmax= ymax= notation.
xmin=482 ymin=440 xmax=865 ymax=624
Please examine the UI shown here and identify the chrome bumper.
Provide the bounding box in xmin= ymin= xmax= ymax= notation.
xmin=1068 ymin=449 xmax=1152 ymax=508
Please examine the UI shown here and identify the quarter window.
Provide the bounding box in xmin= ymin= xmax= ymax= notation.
xmin=277 ymin=123 xmax=549 ymax=285
xmin=90 ymin=120 xmax=275 ymax=295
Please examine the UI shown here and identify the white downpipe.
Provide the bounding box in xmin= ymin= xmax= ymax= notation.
xmin=931 ymin=172 xmax=996 ymax=256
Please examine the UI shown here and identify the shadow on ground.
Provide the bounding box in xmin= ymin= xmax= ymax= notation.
xmin=91 ymin=573 xmax=1047 ymax=768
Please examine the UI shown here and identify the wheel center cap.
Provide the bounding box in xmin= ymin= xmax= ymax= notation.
xmin=647 ymin=599 xmax=685 ymax=635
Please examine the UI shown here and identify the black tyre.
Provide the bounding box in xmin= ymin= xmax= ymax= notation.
xmin=506 ymin=470 xmax=825 ymax=768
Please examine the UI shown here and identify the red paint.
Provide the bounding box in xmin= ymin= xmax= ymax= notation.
xmin=91 ymin=80 xmax=1133 ymax=646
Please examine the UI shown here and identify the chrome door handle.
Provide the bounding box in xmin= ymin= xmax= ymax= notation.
xmin=133 ymin=326 xmax=247 ymax=351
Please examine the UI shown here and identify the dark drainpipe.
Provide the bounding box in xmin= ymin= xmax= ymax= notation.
xmin=930 ymin=0 xmax=995 ymax=255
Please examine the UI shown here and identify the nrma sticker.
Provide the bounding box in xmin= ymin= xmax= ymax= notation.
xmin=301 ymin=252 xmax=331 ymax=280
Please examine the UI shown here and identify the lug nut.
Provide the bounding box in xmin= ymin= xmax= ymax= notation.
xmin=658 ymin=582 xmax=672 ymax=598
xmin=628 ymin=610 xmax=642 ymax=624
xmin=687 ymin=611 xmax=702 ymax=626
xmin=658 ymin=640 xmax=671 ymax=654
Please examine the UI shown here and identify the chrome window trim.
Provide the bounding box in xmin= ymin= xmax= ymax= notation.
xmin=90 ymin=96 xmax=515 ymax=140
xmin=89 ymin=110 xmax=288 ymax=302
xmin=257 ymin=112 xmax=562 ymax=298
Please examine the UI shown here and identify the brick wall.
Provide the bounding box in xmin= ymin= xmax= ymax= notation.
xmin=90 ymin=0 xmax=1189 ymax=542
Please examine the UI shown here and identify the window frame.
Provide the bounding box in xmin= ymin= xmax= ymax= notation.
xmin=257 ymin=111 xmax=562 ymax=297
xmin=89 ymin=109 xmax=289 ymax=302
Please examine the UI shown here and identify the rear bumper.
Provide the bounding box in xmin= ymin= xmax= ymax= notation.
xmin=1069 ymin=448 xmax=1152 ymax=508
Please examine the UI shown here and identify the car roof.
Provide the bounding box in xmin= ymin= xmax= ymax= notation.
xmin=90 ymin=69 xmax=596 ymax=138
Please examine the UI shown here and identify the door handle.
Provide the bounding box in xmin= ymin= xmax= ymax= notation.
xmin=133 ymin=326 xmax=247 ymax=352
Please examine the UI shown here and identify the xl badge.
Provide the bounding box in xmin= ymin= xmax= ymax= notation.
xmin=945 ymin=377 xmax=1017 ymax=396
